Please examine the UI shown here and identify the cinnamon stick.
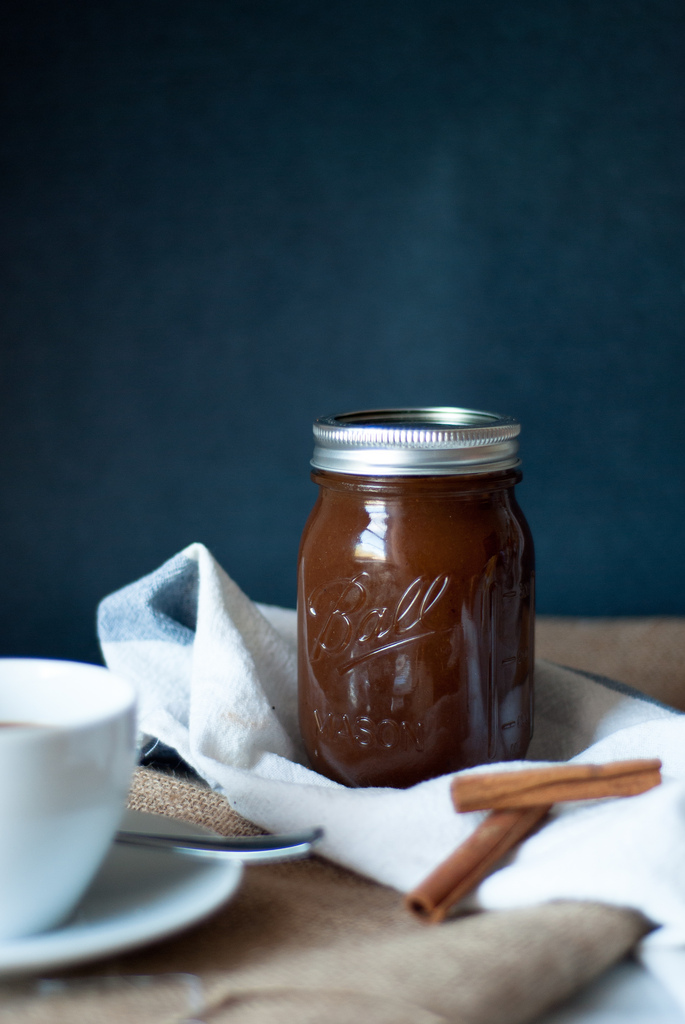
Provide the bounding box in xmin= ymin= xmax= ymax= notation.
xmin=451 ymin=758 xmax=662 ymax=812
xmin=406 ymin=758 xmax=663 ymax=924
xmin=405 ymin=805 xmax=551 ymax=924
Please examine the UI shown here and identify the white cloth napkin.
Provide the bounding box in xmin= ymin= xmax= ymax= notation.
xmin=98 ymin=542 xmax=685 ymax=1010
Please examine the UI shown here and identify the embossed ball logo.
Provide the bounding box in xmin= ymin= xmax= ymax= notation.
xmin=307 ymin=571 xmax=454 ymax=673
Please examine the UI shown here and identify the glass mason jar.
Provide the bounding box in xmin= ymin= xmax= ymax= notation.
xmin=297 ymin=408 xmax=535 ymax=788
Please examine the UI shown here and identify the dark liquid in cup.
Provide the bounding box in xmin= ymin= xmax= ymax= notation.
xmin=0 ymin=721 xmax=46 ymax=728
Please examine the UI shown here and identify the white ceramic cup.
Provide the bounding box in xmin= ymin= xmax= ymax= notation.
xmin=0 ymin=658 xmax=137 ymax=941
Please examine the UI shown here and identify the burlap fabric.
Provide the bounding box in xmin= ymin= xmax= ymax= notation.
xmin=3 ymin=617 xmax=683 ymax=1024
xmin=536 ymin=616 xmax=685 ymax=712
xmin=122 ymin=769 xmax=650 ymax=1024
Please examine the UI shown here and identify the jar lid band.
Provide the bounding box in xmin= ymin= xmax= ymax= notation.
xmin=311 ymin=407 xmax=521 ymax=476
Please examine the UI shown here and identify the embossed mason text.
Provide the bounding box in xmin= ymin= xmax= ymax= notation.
xmin=313 ymin=709 xmax=425 ymax=751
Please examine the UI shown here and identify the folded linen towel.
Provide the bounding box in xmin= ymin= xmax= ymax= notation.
xmin=98 ymin=542 xmax=685 ymax=1010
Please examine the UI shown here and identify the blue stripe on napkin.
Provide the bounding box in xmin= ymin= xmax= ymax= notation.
xmin=97 ymin=551 xmax=198 ymax=647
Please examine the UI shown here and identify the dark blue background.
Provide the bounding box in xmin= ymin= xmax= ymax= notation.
xmin=2 ymin=0 xmax=684 ymax=664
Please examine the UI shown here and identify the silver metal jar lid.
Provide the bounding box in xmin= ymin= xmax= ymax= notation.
xmin=311 ymin=407 xmax=521 ymax=476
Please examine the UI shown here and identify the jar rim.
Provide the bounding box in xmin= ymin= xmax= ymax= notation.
xmin=311 ymin=407 xmax=521 ymax=476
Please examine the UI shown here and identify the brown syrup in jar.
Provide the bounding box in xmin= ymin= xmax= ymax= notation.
xmin=297 ymin=409 xmax=535 ymax=788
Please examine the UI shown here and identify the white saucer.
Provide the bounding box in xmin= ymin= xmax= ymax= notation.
xmin=0 ymin=810 xmax=243 ymax=975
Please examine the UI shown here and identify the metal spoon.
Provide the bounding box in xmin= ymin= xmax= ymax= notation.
xmin=115 ymin=826 xmax=324 ymax=863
